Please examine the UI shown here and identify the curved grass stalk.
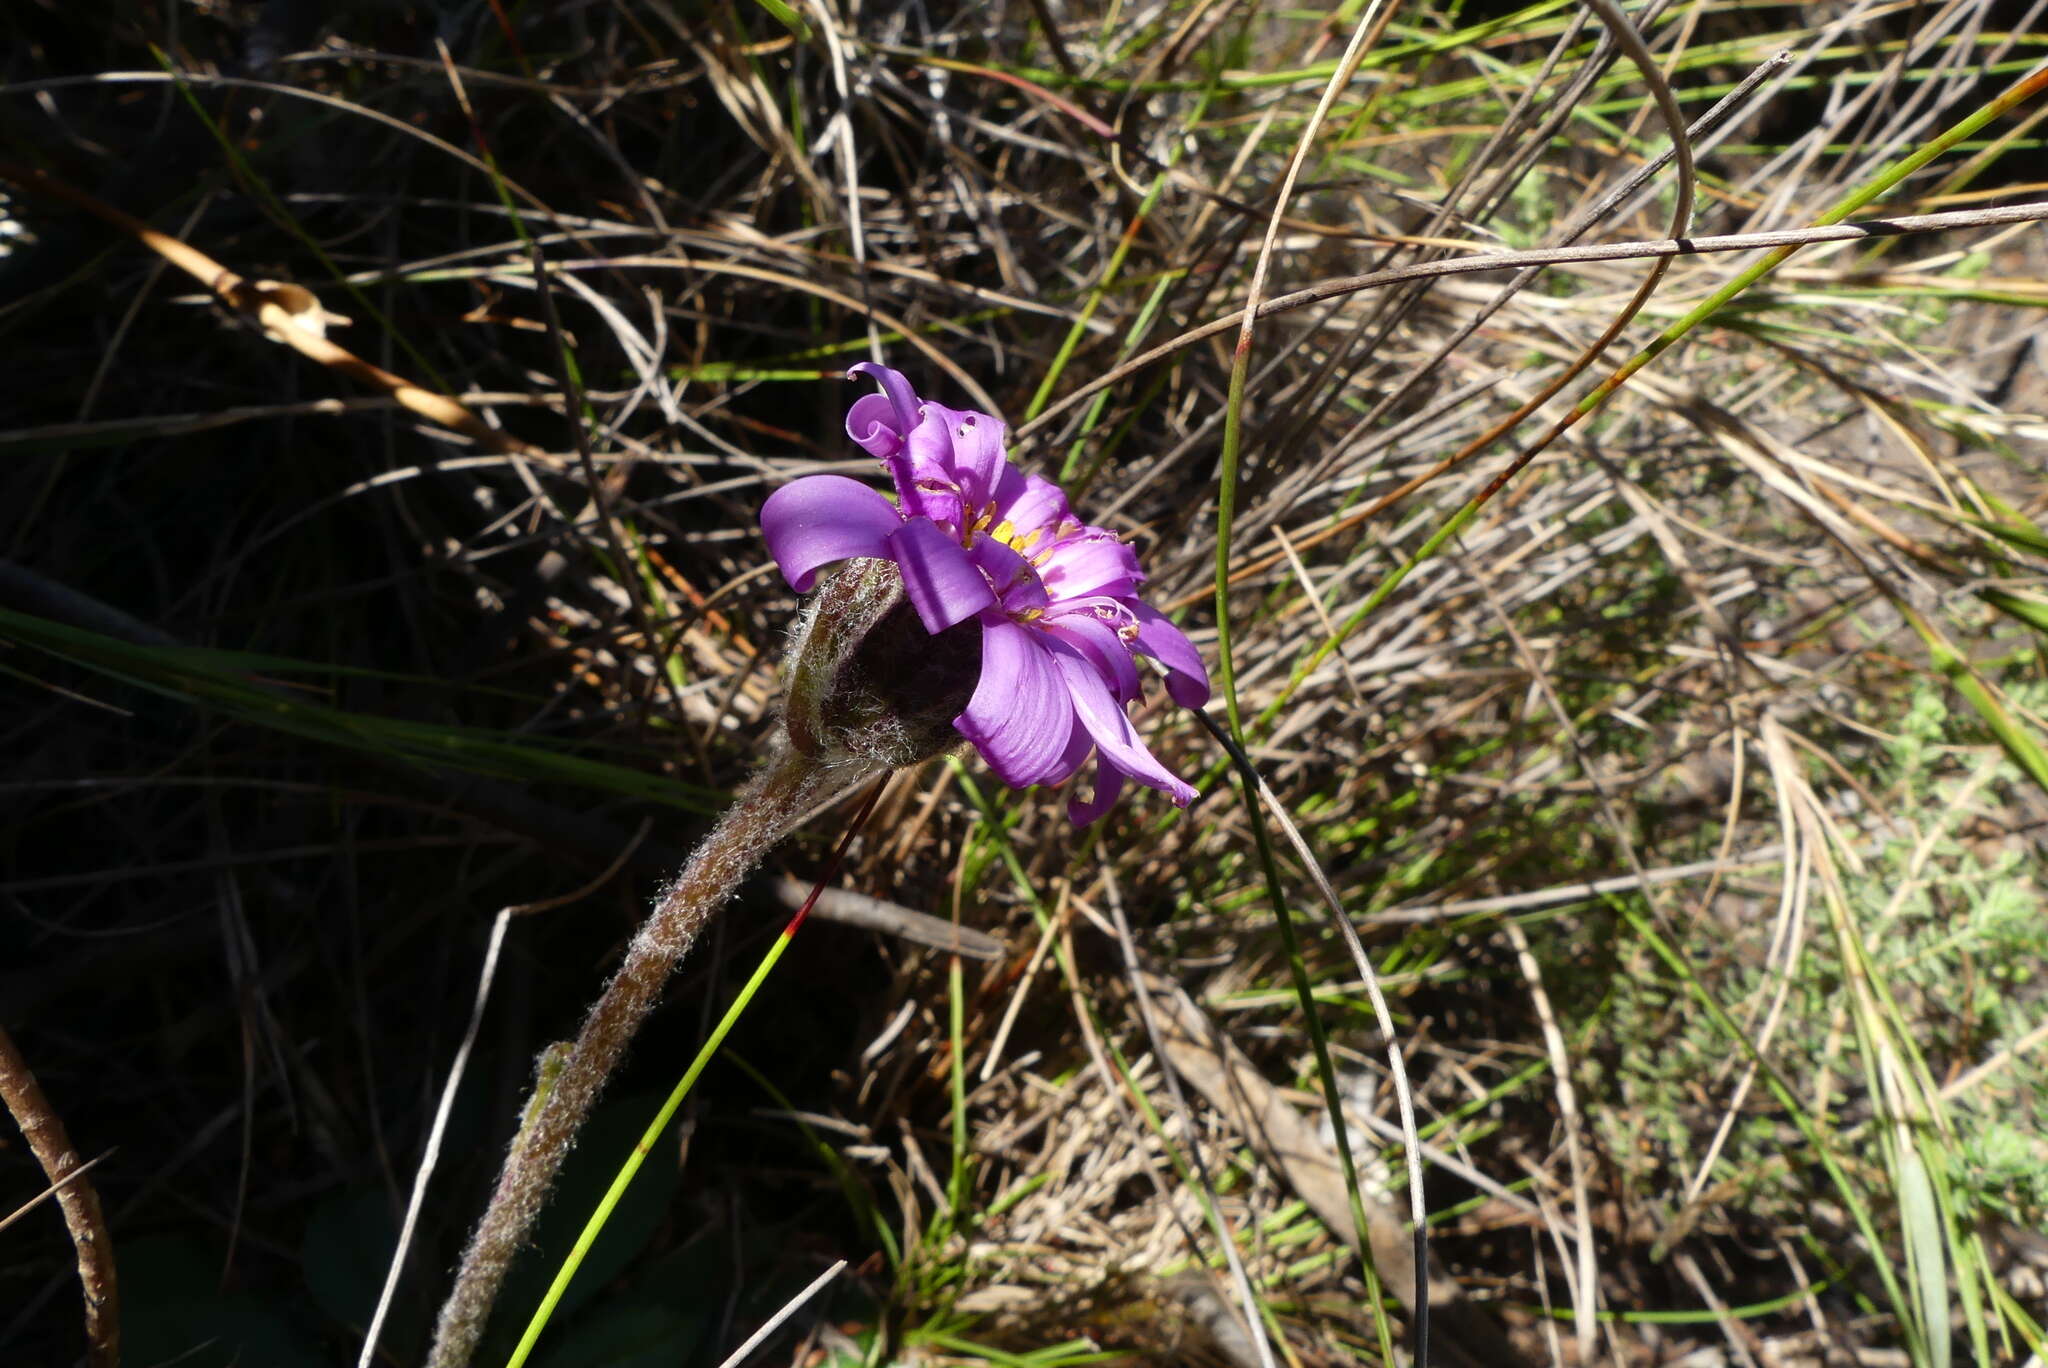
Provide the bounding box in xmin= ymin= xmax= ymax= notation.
xmin=1212 ymin=6 xmax=1411 ymax=1361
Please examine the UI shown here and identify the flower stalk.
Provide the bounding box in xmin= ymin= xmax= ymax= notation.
xmin=425 ymin=745 xmax=865 ymax=1368
xmin=426 ymin=358 xmax=1208 ymax=1368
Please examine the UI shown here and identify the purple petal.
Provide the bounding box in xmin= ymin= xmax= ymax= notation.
xmin=885 ymin=517 xmax=994 ymax=633
xmin=760 ymin=475 xmax=902 ymax=592
xmin=1037 ymin=531 xmax=1142 ymax=601
xmin=1039 ymin=608 xmax=1139 ymax=704
xmin=902 ymin=405 xmax=973 ymax=524
xmin=953 ymin=412 xmax=1008 ymax=510
xmin=999 ymin=473 xmax=1071 ymax=540
xmin=986 ymin=463 xmax=1030 ymax=521
xmin=1047 ymin=643 xmax=1196 ymax=807
xmin=905 ymin=401 xmax=971 ymax=475
xmin=849 ymin=365 xmax=930 ymax=510
xmin=956 ymin=620 xmax=1075 ymax=787
xmin=1067 ymin=759 xmax=1127 ymax=827
xmin=1132 ymin=601 xmax=1210 ymax=707
xmin=1038 ymin=719 xmax=1097 ymax=791
xmin=968 ymin=534 xmax=1048 ymax=616
xmin=913 ymin=486 xmax=966 ymax=535
xmin=846 ymin=393 xmax=905 ymax=459
xmin=847 ymin=363 xmax=921 ymax=442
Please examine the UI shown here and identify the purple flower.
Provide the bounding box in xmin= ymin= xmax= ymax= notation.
xmin=761 ymin=363 xmax=1209 ymax=824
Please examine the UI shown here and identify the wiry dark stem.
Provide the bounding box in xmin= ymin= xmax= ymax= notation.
xmin=425 ymin=747 xmax=854 ymax=1368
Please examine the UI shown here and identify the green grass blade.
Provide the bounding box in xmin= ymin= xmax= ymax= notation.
xmin=503 ymin=913 xmax=811 ymax=1367
xmin=0 ymin=607 xmax=724 ymax=811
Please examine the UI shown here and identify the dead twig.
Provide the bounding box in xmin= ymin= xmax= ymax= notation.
xmin=0 ymin=1026 xmax=117 ymax=1368
xmin=769 ymin=875 xmax=1005 ymax=960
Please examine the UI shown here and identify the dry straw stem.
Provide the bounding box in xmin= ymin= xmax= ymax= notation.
xmin=769 ymin=874 xmax=1005 ymax=959
xmin=1102 ymin=864 xmax=1282 ymax=1368
xmin=0 ymin=1026 xmax=117 ymax=1368
xmin=0 ymin=163 xmax=543 ymax=458
xmin=1146 ymin=192 xmax=2048 ymax=615
xmin=1015 ymin=199 xmax=2048 ymax=444
xmin=711 ymin=1258 xmax=847 ymax=1368
xmin=1209 ymin=44 xmax=1788 ymax=578
xmin=1502 ymin=918 xmax=1603 ymax=1363
xmin=1138 ymin=972 xmax=1523 ymax=1368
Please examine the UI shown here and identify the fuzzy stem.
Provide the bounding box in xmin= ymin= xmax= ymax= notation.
xmin=425 ymin=747 xmax=850 ymax=1368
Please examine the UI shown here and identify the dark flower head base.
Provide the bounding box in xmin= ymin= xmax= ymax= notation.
xmin=762 ymin=363 xmax=1209 ymax=825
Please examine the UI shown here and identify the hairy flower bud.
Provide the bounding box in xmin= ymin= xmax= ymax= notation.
xmin=781 ymin=558 xmax=984 ymax=771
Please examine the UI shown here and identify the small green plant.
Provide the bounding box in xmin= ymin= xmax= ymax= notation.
xmin=1591 ymin=671 xmax=2047 ymax=1360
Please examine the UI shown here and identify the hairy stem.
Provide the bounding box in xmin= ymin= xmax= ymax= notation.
xmin=426 ymin=747 xmax=850 ymax=1368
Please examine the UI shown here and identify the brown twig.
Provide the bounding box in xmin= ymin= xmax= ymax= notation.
xmin=0 ymin=1026 xmax=117 ymax=1368
xmin=768 ymin=875 xmax=1004 ymax=960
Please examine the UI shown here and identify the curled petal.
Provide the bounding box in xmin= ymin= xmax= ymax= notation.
xmin=1067 ymin=759 xmax=1127 ymax=827
xmin=886 ymin=517 xmax=994 ymax=633
xmin=956 ymin=620 xmax=1075 ymax=787
xmin=1131 ymin=601 xmax=1211 ymax=707
xmin=760 ymin=475 xmax=902 ymax=591
xmin=847 ymin=363 xmax=922 ymax=442
xmin=1048 ymin=643 xmax=1196 ymax=807
xmin=851 ymin=365 xmax=930 ymax=509
xmin=845 ymin=393 xmax=905 ymax=459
